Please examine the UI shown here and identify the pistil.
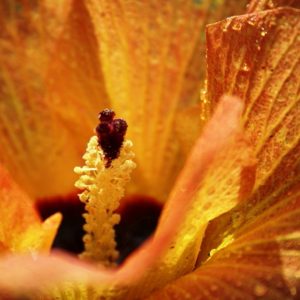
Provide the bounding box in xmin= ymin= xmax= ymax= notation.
xmin=74 ymin=110 xmax=136 ymax=266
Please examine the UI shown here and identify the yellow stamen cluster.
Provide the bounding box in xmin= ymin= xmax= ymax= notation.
xmin=74 ymin=136 xmax=136 ymax=266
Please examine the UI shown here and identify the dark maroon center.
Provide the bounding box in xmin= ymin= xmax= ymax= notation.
xmin=115 ymin=195 xmax=162 ymax=263
xmin=37 ymin=195 xmax=85 ymax=254
xmin=36 ymin=194 xmax=162 ymax=263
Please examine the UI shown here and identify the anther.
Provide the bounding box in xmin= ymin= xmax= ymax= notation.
xmin=96 ymin=109 xmax=128 ymax=167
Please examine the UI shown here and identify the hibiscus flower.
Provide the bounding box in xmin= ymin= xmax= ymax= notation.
xmin=0 ymin=0 xmax=299 ymax=299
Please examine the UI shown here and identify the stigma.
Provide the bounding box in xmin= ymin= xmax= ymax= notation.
xmin=96 ymin=109 xmax=128 ymax=168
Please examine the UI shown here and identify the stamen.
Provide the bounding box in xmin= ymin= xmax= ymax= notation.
xmin=74 ymin=110 xmax=136 ymax=266
xmin=96 ymin=109 xmax=128 ymax=168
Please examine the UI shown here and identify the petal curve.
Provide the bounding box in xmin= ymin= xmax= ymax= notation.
xmin=0 ymin=165 xmax=61 ymax=254
xmin=148 ymin=185 xmax=300 ymax=299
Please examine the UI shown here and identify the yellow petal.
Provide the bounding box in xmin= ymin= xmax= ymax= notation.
xmin=0 ymin=166 xmax=61 ymax=254
xmin=85 ymin=0 xmax=249 ymax=202
xmin=0 ymin=0 xmax=108 ymax=201
xmin=45 ymin=0 xmax=109 ymax=140
xmin=148 ymin=185 xmax=300 ymax=299
xmin=201 ymin=7 xmax=300 ymax=258
xmin=14 ymin=213 xmax=62 ymax=254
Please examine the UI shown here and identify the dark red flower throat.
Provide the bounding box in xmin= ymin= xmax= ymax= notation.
xmin=37 ymin=195 xmax=162 ymax=264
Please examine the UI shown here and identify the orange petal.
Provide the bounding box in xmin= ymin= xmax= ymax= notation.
xmin=45 ymin=0 xmax=109 ymax=143
xmin=247 ymin=0 xmax=300 ymax=13
xmin=202 ymin=7 xmax=300 ymax=256
xmin=0 ymin=95 xmax=254 ymax=299
xmin=85 ymin=0 xmax=249 ymax=202
xmin=0 ymin=0 xmax=107 ymax=201
xmin=0 ymin=165 xmax=61 ymax=254
xmin=148 ymin=185 xmax=300 ymax=299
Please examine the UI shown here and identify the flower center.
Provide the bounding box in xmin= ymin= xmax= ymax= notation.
xmin=36 ymin=195 xmax=85 ymax=254
xmin=115 ymin=195 xmax=162 ymax=264
xmin=36 ymin=195 xmax=162 ymax=263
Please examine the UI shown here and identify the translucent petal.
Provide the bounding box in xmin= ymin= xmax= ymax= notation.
xmin=123 ymin=95 xmax=255 ymax=298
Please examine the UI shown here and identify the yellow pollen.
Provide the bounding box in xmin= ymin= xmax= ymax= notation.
xmin=74 ymin=136 xmax=136 ymax=266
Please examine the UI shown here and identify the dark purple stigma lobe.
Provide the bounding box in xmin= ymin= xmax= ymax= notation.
xmin=96 ymin=109 xmax=128 ymax=167
xmin=99 ymin=108 xmax=115 ymax=122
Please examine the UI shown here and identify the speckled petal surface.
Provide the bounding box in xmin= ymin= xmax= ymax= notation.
xmin=201 ymin=7 xmax=300 ymax=258
xmin=247 ymin=0 xmax=300 ymax=13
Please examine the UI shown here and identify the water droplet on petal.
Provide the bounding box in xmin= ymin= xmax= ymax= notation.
xmin=261 ymin=31 xmax=267 ymax=37
xmin=260 ymin=27 xmax=267 ymax=37
xmin=242 ymin=62 xmax=250 ymax=72
xmin=254 ymin=284 xmax=267 ymax=297
xmin=247 ymin=19 xmax=256 ymax=26
xmin=222 ymin=19 xmax=231 ymax=32
xmin=232 ymin=22 xmax=242 ymax=31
